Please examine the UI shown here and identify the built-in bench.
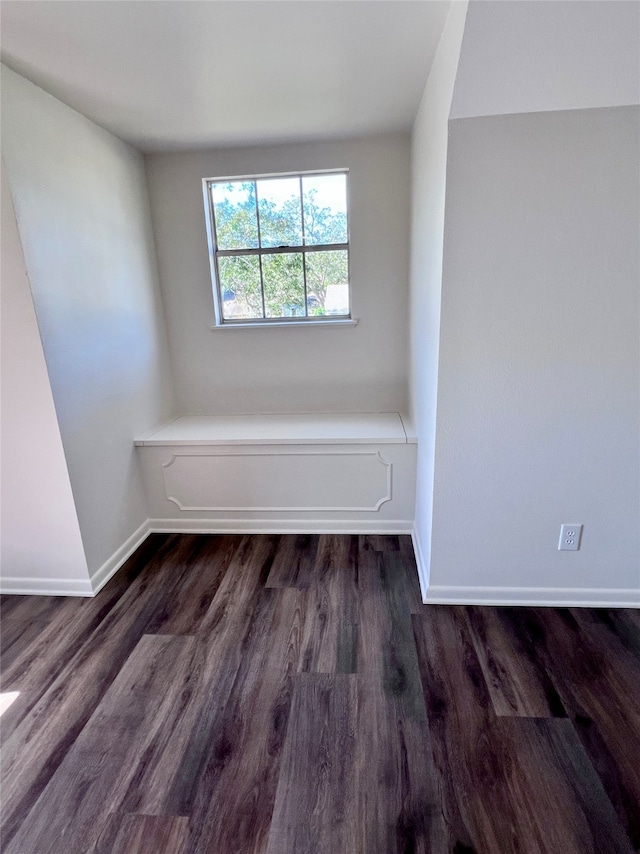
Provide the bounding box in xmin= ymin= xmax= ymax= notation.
xmin=135 ymin=413 xmax=417 ymax=534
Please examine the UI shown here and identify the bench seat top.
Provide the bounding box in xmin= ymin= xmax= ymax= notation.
xmin=135 ymin=412 xmax=416 ymax=446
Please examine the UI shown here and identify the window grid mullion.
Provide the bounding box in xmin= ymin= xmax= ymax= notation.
xmin=254 ymin=180 xmax=267 ymax=318
xmin=216 ymin=243 xmax=348 ymax=258
xmin=299 ymin=176 xmax=309 ymax=317
xmin=258 ymin=254 xmax=266 ymax=319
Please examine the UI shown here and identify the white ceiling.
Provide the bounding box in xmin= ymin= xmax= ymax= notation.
xmin=0 ymin=0 xmax=451 ymax=152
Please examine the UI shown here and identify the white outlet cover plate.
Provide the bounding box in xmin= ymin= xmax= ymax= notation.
xmin=558 ymin=523 xmax=583 ymax=551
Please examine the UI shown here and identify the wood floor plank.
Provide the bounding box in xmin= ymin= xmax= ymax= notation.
xmin=395 ymin=533 xmax=426 ymax=613
xmin=119 ymin=535 xmax=282 ymax=820
xmin=93 ymin=813 xmax=189 ymax=854
xmin=197 ymin=533 xmax=280 ymax=642
xmin=336 ymin=619 xmax=358 ymax=675
xmin=358 ymin=533 xmax=401 ymax=553
xmin=0 ymin=592 xmax=64 ymax=623
xmin=397 ymin=534 xmax=415 ymax=553
xmin=264 ymin=534 xmax=319 ymax=588
xmin=357 ymin=550 xmax=442 ymax=854
xmin=411 ymin=606 xmax=486 ymax=852
xmin=518 ymin=717 xmax=635 ymax=854
xmin=299 ymin=535 xmax=358 ymax=673
xmin=0 ymin=534 xmax=178 ymax=701
xmin=0 ymin=593 xmax=22 ymax=615
xmin=146 ymin=534 xmax=241 ymax=635
xmin=412 ymin=607 xmax=634 ymax=854
xmin=357 ymin=551 xmax=424 ymax=705
xmin=479 ymin=716 xmax=634 ymax=854
xmin=356 ymin=675 xmax=446 ymax=854
xmin=524 ymin=607 xmax=640 ymax=848
xmin=1 ymin=618 xmax=51 ymax=689
xmin=383 ymin=550 xmax=425 ymax=615
xmin=4 ymin=634 xmax=198 ymax=854
xmin=186 ymin=588 xmax=307 ymax=854
xmin=1 ymin=599 xmax=101 ymax=698
xmin=570 ymin=607 xmax=640 ymax=673
xmin=0 ymin=595 xmax=61 ymax=667
xmin=3 ymin=536 xmax=639 ymax=854
xmin=314 ymin=533 xmax=358 ymax=581
xmin=0 ymin=535 xmax=198 ymax=848
xmin=465 ymin=606 xmax=566 ymax=717
xmin=111 ymin=639 xmax=211 ymax=819
xmin=266 ymin=673 xmax=357 ymax=854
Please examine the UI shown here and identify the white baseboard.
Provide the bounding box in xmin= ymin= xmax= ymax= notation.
xmin=424 ymin=585 xmax=640 ymax=608
xmin=89 ymin=520 xmax=151 ymax=595
xmin=7 ymin=518 xmax=637 ymax=610
xmin=408 ymin=525 xmax=639 ymax=607
xmin=0 ymin=575 xmax=94 ymax=597
xmin=1 ymin=519 xmax=411 ymax=599
xmin=148 ymin=518 xmax=414 ymax=535
xmin=411 ymin=526 xmax=430 ymax=601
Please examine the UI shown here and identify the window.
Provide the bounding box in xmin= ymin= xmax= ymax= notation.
xmin=204 ymin=170 xmax=350 ymax=326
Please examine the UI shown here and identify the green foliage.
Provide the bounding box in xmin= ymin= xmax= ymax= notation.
xmin=306 ymin=250 xmax=348 ymax=309
xmin=214 ymin=182 xmax=259 ymax=250
xmin=302 ymin=189 xmax=347 ymax=245
xmin=213 ymin=180 xmax=349 ymax=319
xmin=259 ymin=197 xmax=302 ymax=248
xmin=218 ymin=255 xmax=262 ymax=319
xmin=263 ymin=253 xmax=305 ymax=317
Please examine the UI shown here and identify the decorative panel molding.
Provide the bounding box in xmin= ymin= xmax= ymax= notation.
xmin=162 ymin=449 xmax=392 ymax=512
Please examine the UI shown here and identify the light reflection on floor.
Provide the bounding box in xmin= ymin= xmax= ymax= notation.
xmin=0 ymin=691 xmax=20 ymax=717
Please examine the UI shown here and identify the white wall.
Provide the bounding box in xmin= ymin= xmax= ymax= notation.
xmin=1 ymin=66 xmax=175 ymax=580
xmin=408 ymin=0 xmax=468 ymax=593
xmin=1 ymin=167 xmax=91 ymax=593
xmin=429 ymin=106 xmax=640 ymax=603
xmin=145 ymin=135 xmax=410 ymax=415
xmin=451 ymin=0 xmax=640 ymax=119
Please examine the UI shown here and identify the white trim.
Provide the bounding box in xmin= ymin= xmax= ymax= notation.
xmin=135 ymin=414 xmax=182 ymax=444
xmin=210 ymin=319 xmax=358 ymax=330
xmin=204 ymin=169 xmax=353 ymax=330
xmin=398 ymin=413 xmax=418 ymax=444
xmin=0 ymin=576 xmax=94 ymax=597
xmin=0 ymin=521 xmax=151 ymax=598
xmin=204 ymin=167 xmax=349 ymax=184
xmin=148 ymin=518 xmax=413 ymax=535
xmin=6 ymin=522 xmax=637 ymax=610
xmin=424 ymin=585 xmax=640 ymax=608
xmin=135 ymin=413 xmax=407 ymax=446
xmin=411 ymin=525 xmax=430 ymax=602
xmin=89 ymin=520 xmax=151 ymax=595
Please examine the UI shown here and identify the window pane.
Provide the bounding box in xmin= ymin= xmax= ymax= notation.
xmin=218 ymin=255 xmax=263 ymax=320
xmin=212 ymin=181 xmax=259 ymax=250
xmin=256 ymin=178 xmax=302 ymax=248
xmin=262 ymin=253 xmax=305 ymax=318
xmin=305 ymin=250 xmax=349 ymax=316
xmin=302 ymin=173 xmax=347 ymax=245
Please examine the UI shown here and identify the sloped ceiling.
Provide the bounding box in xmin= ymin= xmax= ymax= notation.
xmin=0 ymin=0 xmax=450 ymax=152
xmin=451 ymin=0 xmax=640 ymax=119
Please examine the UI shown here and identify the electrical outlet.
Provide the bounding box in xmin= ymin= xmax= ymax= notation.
xmin=558 ymin=524 xmax=583 ymax=551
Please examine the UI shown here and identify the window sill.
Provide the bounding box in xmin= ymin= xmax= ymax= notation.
xmin=209 ymin=318 xmax=359 ymax=330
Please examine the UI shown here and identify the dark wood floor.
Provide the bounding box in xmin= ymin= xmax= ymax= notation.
xmin=1 ymin=534 xmax=639 ymax=854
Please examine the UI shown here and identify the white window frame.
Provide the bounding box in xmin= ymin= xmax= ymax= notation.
xmin=203 ymin=169 xmax=353 ymax=328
